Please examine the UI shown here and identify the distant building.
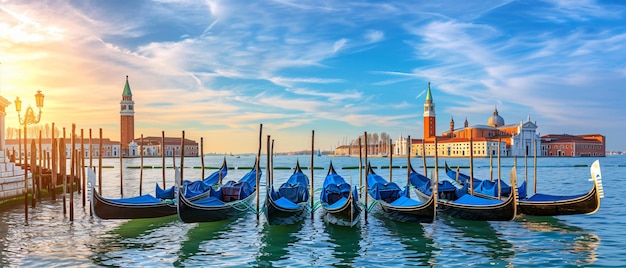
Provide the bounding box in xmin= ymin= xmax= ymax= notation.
xmin=5 ymin=138 xmax=121 ymax=159
xmin=541 ymin=134 xmax=605 ymax=157
xmin=134 ymin=136 xmax=198 ymax=157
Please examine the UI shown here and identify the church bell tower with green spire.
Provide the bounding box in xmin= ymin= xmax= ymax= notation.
xmin=120 ymin=75 xmax=135 ymax=157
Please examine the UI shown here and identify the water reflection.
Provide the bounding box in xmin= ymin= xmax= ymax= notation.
xmin=107 ymin=215 xmax=178 ymax=239
xmin=90 ymin=215 xmax=180 ymax=266
xmin=440 ymin=215 xmax=515 ymax=264
xmin=519 ymin=216 xmax=600 ymax=265
xmin=256 ymin=221 xmax=304 ymax=267
xmin=379 ymin=218 xmax=438 ymax=266
xmin=174 ymin=218 xmax=236 ymax=266
xmin=325 ymin=222 xmax=362 ymax=266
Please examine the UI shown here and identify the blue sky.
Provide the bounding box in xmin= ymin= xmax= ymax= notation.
xmin=1 ymin=0 xmax=625 ymax=153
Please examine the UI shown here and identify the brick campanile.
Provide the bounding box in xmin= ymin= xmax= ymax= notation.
xmin=423 ymin=82 xmax=436 ymax=140
xmin=120 ymin=75 xmax=135 ymax=156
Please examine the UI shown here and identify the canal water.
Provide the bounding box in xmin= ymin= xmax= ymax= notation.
xmin=0 ymin=154 xmax=624 ymax=267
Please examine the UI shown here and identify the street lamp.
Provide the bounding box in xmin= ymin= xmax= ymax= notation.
xmin=15 ymin=90 xmax=44 ymax=125
xmin=15 ymin=90 xmax=44 ymax=225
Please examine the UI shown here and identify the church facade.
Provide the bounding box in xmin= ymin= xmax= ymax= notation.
xmin=405 ymin=83 xmax=541 ymax=157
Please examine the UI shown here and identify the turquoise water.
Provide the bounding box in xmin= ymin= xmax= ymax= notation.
xmin=0 ymin=155 xmax=624 ymax=267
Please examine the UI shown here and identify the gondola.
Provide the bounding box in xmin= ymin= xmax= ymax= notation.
xmin=518 ymin=160 xmax=604 ymax=216
xmin=177 ymin=160 xmax=260 ymax=223
xmin=319 ymin=162 xmax=362 ymax=227
xmin=88 ymin=160 xmax=228 ymax=220
xmin=264 ymin=160 xmax=310 ymax=225
xmin=444 ymin=162 xmax=526 ymax=199
xmin=410 ymin=164 xmax=518 ymax=221
xmin=445 ymin=160 xmax=605 ymax=216
xmin=366 ymin=163 xmax=436 ymax=223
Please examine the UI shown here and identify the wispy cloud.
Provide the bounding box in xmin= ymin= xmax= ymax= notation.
xmin=2 ymin=0 xmax=625 ymax=152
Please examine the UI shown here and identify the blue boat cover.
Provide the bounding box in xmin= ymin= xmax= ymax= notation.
xmin=367 ymin=172 xmax=402 ymax=203
xmin=104 ymin=194 xmax=163 ymax=204
xmin=185 ymin=164 xmax=229 ymax=198
xmin=526 ymin=192 xmax=586 ymax=202
xmin=517 ymin=181 xmax=527 ymax=199
xmin=321 ymin=171 xmax=353 ymax=205
xmin=273 ymin=197 xmax=299 ymax=209
xmin=409 ymin=170 xmax=457 ymax=195
xmin=454 ymin=194 xmax=503 ymax=206
xmin=203 ymin=164 xmax=229 ymax=186
xmin=390 ymin=195 xmax=422 ymax=206
xmin=156 ymin=184 xmax=175 ymax=199
xmin=446 ymin=166 xmax=523 ymax=198
xmin=154 ymin=164 xmax=228 ymax=200
xmin=325 ymin=197 xmax=348 ymax=210
xmin=193 ymin=196 xmax=225 ymax=206
xmin=276 ymin=168 xmax=310 ymax=204
xmin=215 ymin=164 xmax=260 ymax=202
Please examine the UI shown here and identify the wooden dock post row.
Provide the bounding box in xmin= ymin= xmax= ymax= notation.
xmin=11 ymin=123 xmax=113 ymax=225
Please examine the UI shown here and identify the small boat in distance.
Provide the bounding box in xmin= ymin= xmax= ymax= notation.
xmin=320 ymin=162 xmax=362 ymax=227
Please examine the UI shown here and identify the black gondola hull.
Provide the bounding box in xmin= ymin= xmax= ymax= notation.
xmin=264 ymin=195 xmax=308 ymax=225
xmin=437 ymin=194 xmax=517 ymax=221
xmin=375 ymin=194 xmax=436 ymax=223
xmin=321 ymin=195 xmax=362 ymax=227
xmin=518 ymin=186 xmax=600 ymax=216
xmin=92 ymin=190 xmax=177 ymax=219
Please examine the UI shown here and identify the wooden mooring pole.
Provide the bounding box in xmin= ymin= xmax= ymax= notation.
xmin=61 ymin=128 xmax=67 ymax=215
xmin=38 ymin=130 xmax=43 ymax=204
xmin=30 ymin=139 xmax=36 ymax=209
xmin=70 ymin=124 xmax=75 ymax=222
xmin=22 ymin=125 xmax=27 ymax=225
xmin=98 ymin=128 xmax=103 ymax=194
xmin=51 ymin=123 xmax=56 ymax=201
xmin=81 ymin=128 xmax=86 ymax=207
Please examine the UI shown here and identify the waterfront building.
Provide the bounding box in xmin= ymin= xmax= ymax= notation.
xmin=5 ymin=138 xmax=121 ymax=159
xmin=134 ymin=136 xmax=199 ymax=157
xmin=541 ymin=134 xmax=605 ymax=157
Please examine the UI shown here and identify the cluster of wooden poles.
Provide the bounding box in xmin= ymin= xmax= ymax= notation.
xmin=15 ymin=122 xmax=203 ymax=225
xmin=13 ymin=123 xmax=111 ymax=225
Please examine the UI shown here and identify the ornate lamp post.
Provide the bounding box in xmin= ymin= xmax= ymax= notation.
xmin=15 ymin=90 xmax=44 ymax=224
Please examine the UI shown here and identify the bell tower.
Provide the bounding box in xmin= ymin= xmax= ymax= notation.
xmin=120 ymin=75 xmax=135 ymax=157
xmin=423 ymin=82 xmax=436 ymax=139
